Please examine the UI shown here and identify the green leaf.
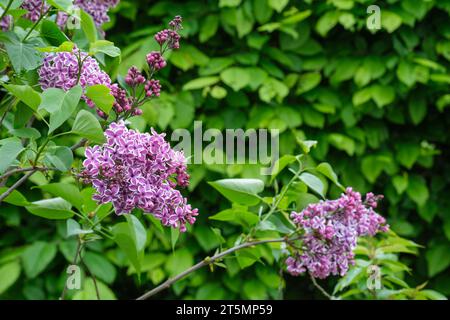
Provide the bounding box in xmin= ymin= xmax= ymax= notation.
xmin=0 ymin=138 xmax=24 ymax=173
xmin=0 ymin=261 xmax=21 ymax=295
xmin=371 ymin=84 xmax=395 ymax=108
xmin=165 ymin=248 xmax=194 ymax=277
xmin=328 ymin=133 xmax=355 ymax=156
xmin=420 ymin=290 xmax=448 ymax=300
xmin=392 ymin=174 xmax=408 ymax=195
xmin=182 ymin=76 xmax=220 ymax=90
xmin=89 ymin=40 xmax=121 ymax=57
xmin=9 ymin=128 xmax=41 ymax=139
xmin=21 ymin=242 xmax=57 ymax=278
xmin=299 ymin=172 xmax=325 ymax=198
xmin=71 ymin=110 xmax=105 ymax=143
xmin=199 ymin=15 xmax=219 ymax=43
xmin=381 ymin=11 xmax=402 ymax=33
xmin=41 ymin=20 xmax=67 ymax=46
xmin=73 ymin=278 xmax=117 ymax=300
xmin=85 ymin=84 xmax=115 ymax=115
xmin=219 ymin=0 xmax=241 ymax=7
xmin=112 ymin=215 xmax=146 ymax=275
xmin=296 ymin=72 xmax=321 ymax=94
xmin=406 ymin=175 xmax=429 ymax=207
xmin=426 ymin=244 xmax=450 ymax=277
xmin=208 ymin=178 xmax=264 ymax=206
xmin=0 ymin=187 xmax=29 ymax=206
xmin=47 ymin=0 xmax=73 ymax=11
xmin=2 ymin=84 xmax=41 ymax=111
xmin=408 ymin=96 xmax=427 ymax=125
xmin=268 ymin=0 xmax=288 ymax=12
xmin=84 ymin=252 xmax=116 ymax=284
xmin=44 ymin=146 xmax=73 ymax=171
xmin=316 ymin=162 xmax=344 ymax=189
xmin=220 ymin=67 xmax=251 ymax=91
xmin=26 ymin=197 xmax=75 ymax=220
xmin=316 ymin=11 xmax=339 ymax=36
xmin=269 ymin=154 xmax=296 ymax=183
xmin=40 ymin=85 xmax=82 ymax=133
xmin=35 ymin=183 xmax=83 ymax=211
xmin=80 ymin=9 xmax=98 ymax=43
xmin=66 ymin=219 xmax=93 ymax=237
xmin=2 ymin=32 xmax=44 ymax=72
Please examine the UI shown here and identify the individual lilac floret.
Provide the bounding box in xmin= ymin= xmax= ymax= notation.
xmin=80 ymin=121 xmax=198 ymax=232
xmin=286 ymin=188 xmax=388 ymax=279
xmin=57 ymin=0 xmax=119 ymax=28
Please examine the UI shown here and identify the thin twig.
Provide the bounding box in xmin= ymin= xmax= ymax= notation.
xmin=0 ymin=0 xmax=13 ymax=21
xmin=0 ymin=166 xmax=49 ymax=182
xmin=60 ymin=239 xmax=83 ymax=300
xmin=78 ymin=250 xmax=100 ymax=300
xmin=309 ymin=273 xmax=335 ymax=300
xmin=0 ymin=170 xmax=35 ymax=203
xmin=136 ymin=238 xmax=286 ymax=300
xmin=0 ymin=138 xmax=88 ymax=204
xmin=70 ymin=138 xmax=88 ymax=151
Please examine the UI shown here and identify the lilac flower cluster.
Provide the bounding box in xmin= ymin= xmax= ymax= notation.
xmin=0 ymin=0 xmax=48 ymax=30
xmin=57 ymin=0 xmax=119 ymax=28
xmin=38 ymin=48 xmax=112 ymax=116
xmin=81 ymin=121 xmax=198 ymax=232
xmin=38 ymin=49 xmax=111 ymax=91
xmin=21 ymin=0 xmax=49 ymax=22
xmin=154 ymin=15 xmax=182 ymax=50
xmin=146 ymin=52 xmax=166 ymax=71
xmin=286 ymin=188 xmax=388 ymax=279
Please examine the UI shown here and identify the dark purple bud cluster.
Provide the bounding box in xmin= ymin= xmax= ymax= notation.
xmin=146 ymin=52 xmax=167 ymax=71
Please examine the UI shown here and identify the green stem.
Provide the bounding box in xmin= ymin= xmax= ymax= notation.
xmin=0 ymin=0 xmax=13 ymax=21
xmin=23 ymin=7 xmax=51 ymax=41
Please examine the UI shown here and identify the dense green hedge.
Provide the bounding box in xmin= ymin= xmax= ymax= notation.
xmin=105 ymin=0 xmax=450 ymax=297
xmin=0 ymin=0 xmax=449 ymax=299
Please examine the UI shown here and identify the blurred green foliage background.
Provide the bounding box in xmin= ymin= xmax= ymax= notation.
xmin=1 ymin=0 xmax=449 ymax=299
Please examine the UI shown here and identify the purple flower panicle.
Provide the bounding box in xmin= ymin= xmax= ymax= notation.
xmin=57 ymin=0 xmax=119 ymax=28
xmin=81 ymin=121 xmax=198 ymax=232
xmin=286 ymin=188 xmax=388 ymax=279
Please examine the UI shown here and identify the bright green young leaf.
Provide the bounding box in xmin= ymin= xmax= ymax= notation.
xmin=90 ymin=40 xmax=121 ymax=57
xmin=80 ymin=9 xmax=98 ymax=43
xmin=85 ymin=85 xmax=115 ymax=115
xmin=71 ymin=110 xmax=105 ymax=143
xmin=208 ymin=178 xmax=264 ymax=206
xmin=44 ymin=146 xmax=74 ymax=171
xmin=299 ymin=172 xmax=326 ymax=198
xmin=26 ymin=197 xmax=75 ymax=220
xmin=182 ymin=76 xmax=220 ymax=90
xmin=0 ymin=187 xmax=29 ymax=206
xmin=66 ymin=219 xmax=93 ymax=237
xmin=2 ymin=84 xmax=41 ymax=111
xmin=0 ymin=261 xmax=21 ymax=294
xmin=40 ymin=85 xmax=82 ymax=133
xmin=0 ymin=138 xmax=24 ymax=173
xmin=35 ymin=183 xmax=83 ymax=211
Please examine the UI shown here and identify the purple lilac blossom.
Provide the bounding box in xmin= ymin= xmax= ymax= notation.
xmin=0 ymin=14 xmax=11 ymax=31
xmin=21 ymin=0 xmax=49 ymax=22
xmin=286 ymin=188 xmax=388 ymax=279
xmin=57 ymin=0 xmax=119 ymax=28
xmin=38 ymin=48 xmax=111 ymax=111
xmin=81 ymin=121 xmax=198 ymax=232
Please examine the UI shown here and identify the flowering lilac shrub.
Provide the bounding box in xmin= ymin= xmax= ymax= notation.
xmin=0 ymin=0 xmax=444 ymax=301
xmin=80 ymin=121 xmax=198 ymax=232
xmin=286 ymin=188 xmax=388 ymax=278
